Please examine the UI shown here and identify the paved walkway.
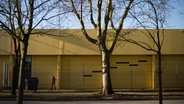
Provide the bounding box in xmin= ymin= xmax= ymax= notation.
xmin=0 ymin=90 xmax=184 ymax=101
xmin=1 ymin=100 xmax=184 ymax=104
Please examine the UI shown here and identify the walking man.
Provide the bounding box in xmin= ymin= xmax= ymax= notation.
xmin=50 ymin=75 xmax=56 ymax=90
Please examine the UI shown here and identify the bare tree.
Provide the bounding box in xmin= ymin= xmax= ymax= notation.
xmin=61 ymin=0 xmax=134 ymax=95
xmin=0 ymin=0 xmax=66 ymax=103
xmin=11 ymin=35 xmax=21 ymax=95
xmin=121 ymin=0 xmax=169 ymax=104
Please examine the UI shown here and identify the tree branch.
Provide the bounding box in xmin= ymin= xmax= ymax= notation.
xmin=123 ymin=36 xmax=157 ymax=53
xmin=102 ymin=0 xmax=112 ymax=51
xmin=117 ymin=0 xmax=134 ymax=31
xmin=69 ymin=0 xmax=97 ymax=44
xmin=110 ymin=0 xmax=134 ymax=53
xmin=27 ymin=0 xmax=34 ymax=35
xmin=15 ymin=0 xmax=25 ymax=35
xmin=0 ymin=20 xmax=23 ymax=42
xmin=97 ymin=0 xmax=102 ymax=38
xmin=129 ymin=11 xmax=158 ymax=46
xmin=87 ymin=0 xmax=97 ymax=29
xmin=109 ymin=4 xmax=116 ymax=31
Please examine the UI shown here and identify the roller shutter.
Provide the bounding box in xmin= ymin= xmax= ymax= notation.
xmin=162 ymin=55 xmax=184 ymax=88
xmin=60 ymin=55 xmax=102 ymax=90
xmin=111 ymin=55 xmax=152 ymax=89
xmin=60 ymin=55 xmax=152 ymax=90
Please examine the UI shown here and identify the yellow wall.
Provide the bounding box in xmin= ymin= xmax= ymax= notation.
xmin=115 ymin=29 xmax=184 ymax=55
xmin=28 ymin=29 xmax=184 ymax=55
xmin=28 ymin=34 xmax=99 ymax=55
xmin=162 ymin=30 xmax=184 ymax=54
xmin=1 ymin=29 xmax=184 ymax=90
xmin=0 ymin=33 xmax=11 ymax=55
xmin=1 ymin=29 xmax=184 ymax=55
xmin=32 ymin=55 xmax=57 ymax=89
xmin=28 ymin=36 xmax=61 ymax=55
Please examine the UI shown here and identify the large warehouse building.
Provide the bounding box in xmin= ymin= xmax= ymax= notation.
xmin=0 ymin=29 xmax=184 ymax=90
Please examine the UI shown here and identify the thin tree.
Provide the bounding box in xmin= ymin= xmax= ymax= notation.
xmin=0 ymin=0 xmax=65 ymax=104
xmin=63 ymin=0 xmax=134 ymax=95
xmin=0 ymin=0 xmax=23 ymax=96
xmin=121 ymin=0 xmax=169 ymax=104
xmin=11 ymin=35 xmax=21 ymax=95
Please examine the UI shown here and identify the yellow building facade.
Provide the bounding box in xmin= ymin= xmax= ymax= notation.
xmin=0 ymin=29 xmax=184 ymax=90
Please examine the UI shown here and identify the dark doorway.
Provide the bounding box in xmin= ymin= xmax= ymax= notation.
xmin=25 ymin=56 xmax=32 ymax=79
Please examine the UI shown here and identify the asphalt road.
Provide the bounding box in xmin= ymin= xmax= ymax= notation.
xmin=0 ymin=100 xmax=184 ymax=104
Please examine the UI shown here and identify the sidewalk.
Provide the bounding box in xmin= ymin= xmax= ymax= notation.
xmin=0 ymin=89 xmax=184 ymax=101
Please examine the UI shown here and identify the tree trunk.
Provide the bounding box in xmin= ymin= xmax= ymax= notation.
xmin=11 ymin=64 xmax=17 ymax=95
xmin=11 ymin=40 xmax=20 ymax=96
xmin=11 ymin=54 xmax=19 ymax=95
xmin=16 ymin=37 xmax=29 ymax=104
xmin=158 ymin=51 xmax=163 ymax=104
xmin=101 ymin=51 xmax=114 ymax=95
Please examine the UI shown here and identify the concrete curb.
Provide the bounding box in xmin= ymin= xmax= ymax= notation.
xmin=1 ymin=90 xmax=184 ymax=101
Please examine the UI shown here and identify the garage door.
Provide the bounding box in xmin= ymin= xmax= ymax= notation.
xmin=111 ymin=55 xmax=152 ymax=89
xmin=32 ymin=55 xmax=57 ymax=89
xmin=60 ymin=55 xmax=102 ymax=90
xmin=60 ymin=55 xmax=152 ymax=90
xmin=162 ymin=55 xmax=184 ymax=88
